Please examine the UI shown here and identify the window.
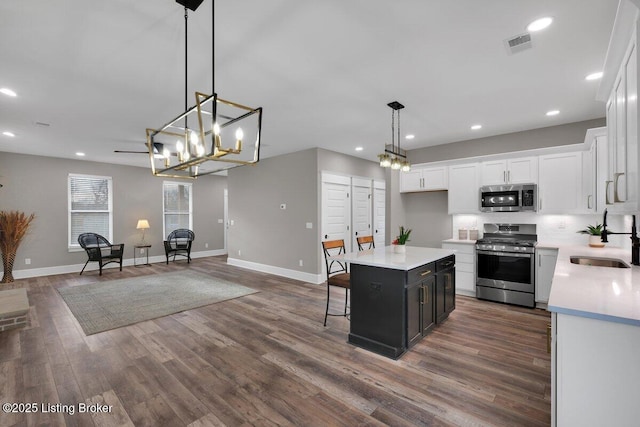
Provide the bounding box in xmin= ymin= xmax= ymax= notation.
xmin=68 ymin=174 xmax=113 ymax=248
xmin=163 ymin=181 xmax=192 ymax=237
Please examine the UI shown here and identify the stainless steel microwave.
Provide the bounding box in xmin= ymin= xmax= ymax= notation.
xmin=480 ymin=184 xmax=537 ymax=212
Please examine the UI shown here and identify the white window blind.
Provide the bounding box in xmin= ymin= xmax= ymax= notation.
xmin=68 ymin=174 xmax=113 ymax=248
xmin=163 ymin=181 xmax=193 ymax=237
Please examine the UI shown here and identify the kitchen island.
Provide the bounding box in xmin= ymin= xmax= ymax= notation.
xmin=332 ymin=246 xmax=455 ymax=359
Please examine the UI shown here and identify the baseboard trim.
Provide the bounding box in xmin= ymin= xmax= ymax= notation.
xmin=227 ymin=258 xmax=324 ymax=284
xmin=1 ymin=249 xmax=228 ymax=280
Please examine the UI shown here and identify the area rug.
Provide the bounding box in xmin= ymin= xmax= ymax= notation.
xmin=57 ymin=271 xmax=257 ymax=335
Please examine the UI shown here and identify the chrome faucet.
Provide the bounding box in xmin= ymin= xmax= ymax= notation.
xmin=601 ymin=209 xmax=640 ymax=266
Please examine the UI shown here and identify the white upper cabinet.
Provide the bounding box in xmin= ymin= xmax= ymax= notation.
xmin=598 ymin=9 xmax=639 ymax=214
xmin=400 ymin=165 xmax=448 ymax=193
xmin=481 ymin=157 xmax=538 ymax=186
xmin=448 ymin=163 xmax=480 ymax=214
xmin=538 ymin=152 xmax=583 ymax=214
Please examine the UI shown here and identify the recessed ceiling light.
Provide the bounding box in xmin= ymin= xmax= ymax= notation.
xmin=355 ymin=146 xmax=363 ymax=151
xmin=2 ymin=131 xmax=15 ymax=137
xmin=405 ymin=134 xmax=415 ymax=140
xmin=527 ymin=17 xmax=553 ymax=32
xmin=75 ymin=152 xmax=86 ymax=157
xmin=471 ymin=124 xmax=482 ymax=130
xmin=546 ymin=110 xmax=560 ymax=116
xmin=0 ymin=88 xmax=17 ymax=97
xmin=585 ymin=71 xmax=603 ymax=81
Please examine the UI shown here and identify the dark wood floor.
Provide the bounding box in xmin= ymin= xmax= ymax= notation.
xmin=0 ymin=256 xmax=551 ymax=426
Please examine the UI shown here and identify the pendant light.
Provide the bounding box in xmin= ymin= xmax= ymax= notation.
xmin=378 ymin=101 xmax=410 ymax=172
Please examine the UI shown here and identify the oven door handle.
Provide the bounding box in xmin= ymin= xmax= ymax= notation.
xmin=476 ymin=250 xmax=533 ymax=258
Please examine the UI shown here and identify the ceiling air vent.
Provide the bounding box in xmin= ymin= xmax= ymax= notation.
xmin=505 ymin=33 xmax=532 ymax=55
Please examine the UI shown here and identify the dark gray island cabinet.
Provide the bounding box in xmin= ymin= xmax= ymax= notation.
xmin=334 ymin=246 xmax=455 ymax=359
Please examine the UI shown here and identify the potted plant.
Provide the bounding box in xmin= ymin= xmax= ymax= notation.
xmin=577 ymin=223 xmax=605 ymax=248
xmin=0 ymin=211 xmax=36 ymax=283
xmin=392 ymin=226 xmax=412 ymax=253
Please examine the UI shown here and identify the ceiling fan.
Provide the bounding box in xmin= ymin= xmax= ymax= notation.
xmin=114 ymin=142 xmax=176 ymax=157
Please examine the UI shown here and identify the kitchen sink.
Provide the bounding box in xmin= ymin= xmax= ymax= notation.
xmin=570 ymin=256 xmax=630 ymax=268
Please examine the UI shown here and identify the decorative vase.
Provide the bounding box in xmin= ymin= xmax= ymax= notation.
xmin=589 ymin=235 xmax=605 ymax=248
xmin=1 ymin=249 xmax=16 ymax=283
xmin=394 ymin=244 xmax=406 ymax=254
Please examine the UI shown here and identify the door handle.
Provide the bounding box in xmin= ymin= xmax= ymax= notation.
xmin=503 ymin=171 xmax=506 ymax=183
xmin=614 ymin=172 xmax=625 ymax=203
xmin=587 ymin=194 xmax=593 ymax=210
xmin=420 ymin=270 xmax=432 ymax=276
xmin=605 ymin=180 xmax=612 ymax=205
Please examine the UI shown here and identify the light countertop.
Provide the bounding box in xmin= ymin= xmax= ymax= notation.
xmin=442 ymin=239 xmax=477 ymax=245
xmin=544 ymin=242 xmax=640 ymax=327
xmin=331 ymin=246 xmax=455 ymax=271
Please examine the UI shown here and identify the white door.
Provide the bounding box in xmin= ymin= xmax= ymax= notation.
xmin=321 ymin=174 xmax=352 ymax=253
xmin=373 ymin=181 xmax=386 ymax=248
xmin=351 ymin=178 xmax=372 ymax=249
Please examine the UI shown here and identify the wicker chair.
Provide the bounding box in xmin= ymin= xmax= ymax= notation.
xmin=78 ymin=233 xmax=124 ymax=275
xmin=164 ymin=229 xmax=195 ymax=264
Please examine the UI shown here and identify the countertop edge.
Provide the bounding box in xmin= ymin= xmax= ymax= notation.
xmin=548 ymin=305 xmax=640 ymax=327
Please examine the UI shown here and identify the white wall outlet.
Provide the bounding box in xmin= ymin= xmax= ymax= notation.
xmin=280 ymin=203 xmax=287 ymax=210
xmin=217 ymin=219 xmax=223 ymax=224
xmin=306 ymin=222 xmax=313 ymax=229
xmin=205 ymin=243 xmax=209 ymax=248
xmin=25 ymin=258 xmax=31 ymax=265
xmin=299 ymin=259 xmax=303 ymax=266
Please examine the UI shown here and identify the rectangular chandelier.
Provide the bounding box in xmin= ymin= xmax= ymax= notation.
xmin=146 ymin=92 xmax=262 ymax=179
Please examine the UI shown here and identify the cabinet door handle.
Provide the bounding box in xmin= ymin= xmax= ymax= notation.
xmin=587 ymin=194 xmax=593 ymax=210
xmin=503 ymin=171 xmax=506 ymax=183
xmin=507 ymin=170 xmax=510 ymax=183
xmin=605 ymin=180 xmax=613 ymax=205
xmin=614 ymin=172 xmax=625 ymax=203
xmin=420 ymin=270 xmax=432 ymax=276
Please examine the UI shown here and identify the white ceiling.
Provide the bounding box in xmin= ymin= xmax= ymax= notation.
xmin=0 ymin=0 xmax=618 ymax=170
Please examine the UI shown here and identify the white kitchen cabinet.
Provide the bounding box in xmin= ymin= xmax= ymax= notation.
xmin=441 ymin=241 xmax=475 ymax=296
xmin=551 ymin=313 xmax=640 ymax=427
xmin=400 ymin=165 xmax=448 ymax=193
xmin=538 ymin=152 xmax=583 ymax=214
xmin=600 ymin=13 xmax=638 ymax=214
xmin=534 ymin=247 xmax=557 ymax=304
xmin=480 ymin=157 xmax=538 ymax=186
xmin=448 ymin=163 xmax=480 ymax=214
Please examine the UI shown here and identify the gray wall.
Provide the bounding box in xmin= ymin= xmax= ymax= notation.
xmin=227 ymin=148 xmax=319 ymax=274
xmin=0 ymin=152 xmax=226 ymax=271
xmin=408 ymin=118 xmax=605 ymax=164
xmin=228 ymin=148 xmax=385 ymax=276
xmin=401 ymin=191 xmax=451 ymax=248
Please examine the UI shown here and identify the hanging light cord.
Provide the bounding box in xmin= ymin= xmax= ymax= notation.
xmin=397 ymin=108 xmax=401 ymax=153
xmin=391 ymin=109 xmax=395 ymax=153
xmin=184 ymin=6 xmax=188 ymax=115
xmin=212 ymin=0 xmax=215 ymax=94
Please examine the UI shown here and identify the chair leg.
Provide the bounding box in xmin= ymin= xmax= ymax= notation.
xmin=324 ymin=283 xmax=330 ymax=327
xmin=79 ymin=260 xmax=89 ymax=275
xmin=344 ymin=288 xmax=348 ymax=316
xmin=99 ymin=263 xmax=103 ymax=276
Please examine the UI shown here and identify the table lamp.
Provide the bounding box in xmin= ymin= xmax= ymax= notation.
xmin=136 ymin=219 xmax=150 ymax=244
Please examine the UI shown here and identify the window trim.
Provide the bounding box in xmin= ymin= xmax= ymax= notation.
xmin=162 ymin=180 xmax=193 ymax=238
xmin=68 ymin=173 xmax=113 ymax=250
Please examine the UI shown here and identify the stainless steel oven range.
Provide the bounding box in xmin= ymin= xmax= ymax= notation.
xmin=476 ymin=223 xmax=537 ymax=308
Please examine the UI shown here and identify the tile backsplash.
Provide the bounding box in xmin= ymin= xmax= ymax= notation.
xmin=452 ymin=212 xmax=631 ymax=249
